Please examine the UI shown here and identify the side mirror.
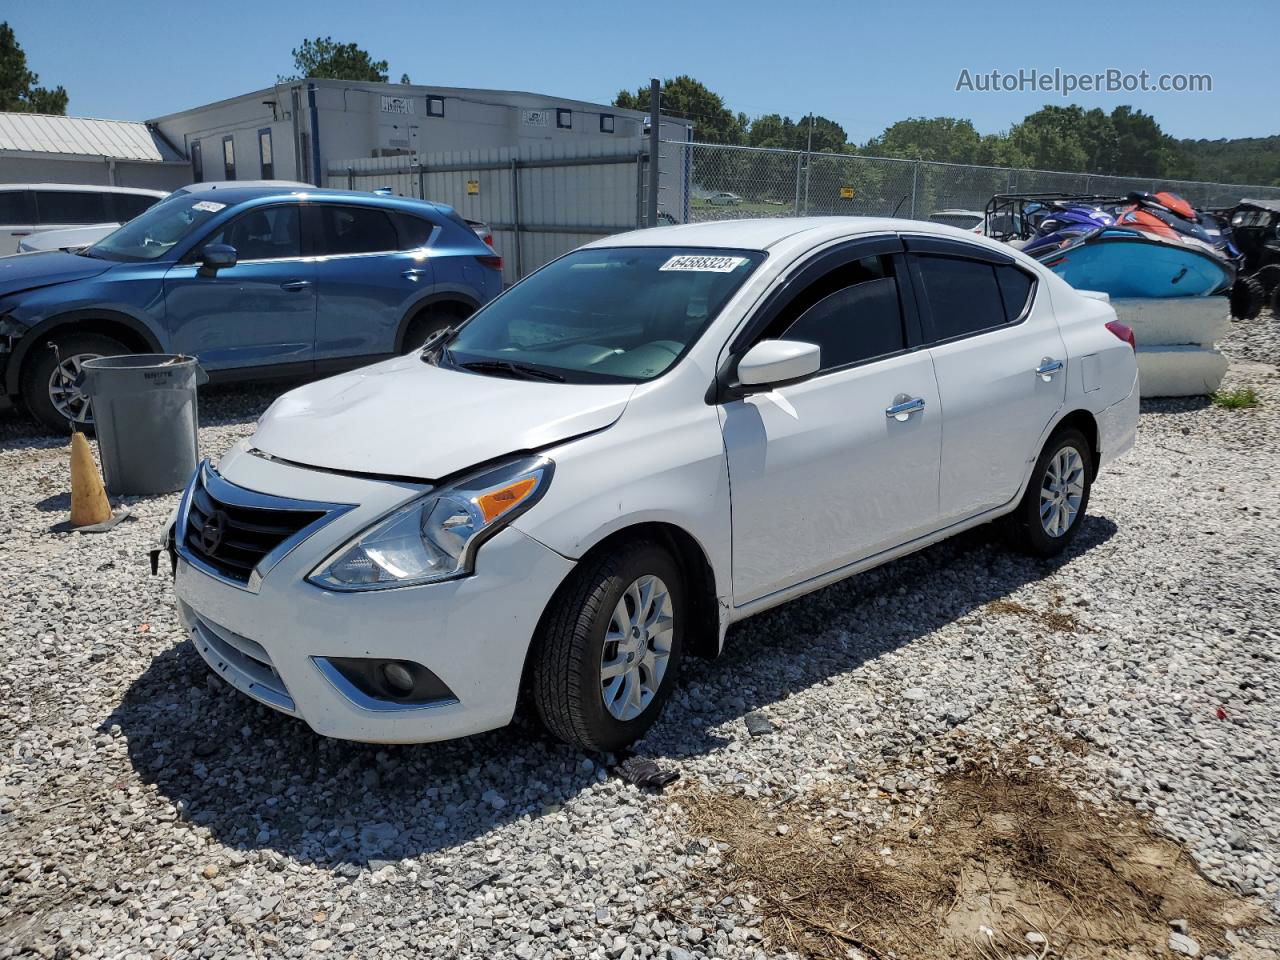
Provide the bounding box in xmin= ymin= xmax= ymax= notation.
xmin=737 ymin=339 xmax=821 ymax=388
xmin=198 ymin=244 xmax=237 ymax=276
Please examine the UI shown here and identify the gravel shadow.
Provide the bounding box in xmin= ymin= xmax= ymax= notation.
xmin=107 ymin=513 xmax=1116 ymax=868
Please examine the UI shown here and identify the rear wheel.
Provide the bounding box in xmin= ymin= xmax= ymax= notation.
xmin=20 ymin=331 xmax=130 ymax=434
xmin=1007 ymin=428 xmax=1093 ymax=556
xmin=1254 ymin=264 xmax=1280 ymax=298
xmin=532 ymin=540 xmax=685 ymax=752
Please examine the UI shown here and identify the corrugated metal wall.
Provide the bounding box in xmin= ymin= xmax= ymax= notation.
xmin=328 ymin=139 xmax=651 ymax=285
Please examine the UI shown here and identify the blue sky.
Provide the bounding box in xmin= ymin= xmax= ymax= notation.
xmin=9 ymin=0 xmax=1273 ymax=142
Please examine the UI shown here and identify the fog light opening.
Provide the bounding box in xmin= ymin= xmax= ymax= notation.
xmin=381 ymin=661 xmax=417 ymax=697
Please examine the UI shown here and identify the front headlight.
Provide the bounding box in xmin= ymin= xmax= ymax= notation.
xmin=308 ymin=455 xmax=553 ymax=591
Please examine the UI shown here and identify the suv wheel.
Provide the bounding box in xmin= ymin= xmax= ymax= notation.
xmin=402 ymin=308 xmax=462 ymax=353
xmin=1008 ymin=428 xmax=1093 ymax=556
xmin=20 ymin=332 xmax=130 ymax=434
xmin=532 ymin=540 xmax=685 ymax=752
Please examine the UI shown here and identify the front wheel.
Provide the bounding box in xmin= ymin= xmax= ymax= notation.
xmin=1007 ymin=428 xmax=1093 ymax=556
xmin=20 ymin=332 xmax=130 ymax=434
xmin=531 ymin=541 xmax=685 ymax=752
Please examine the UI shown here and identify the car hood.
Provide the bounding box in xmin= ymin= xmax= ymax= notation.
xmin=251 ymin=353 xmax=637 ymax=479
xmin=0 ymin=250 xmax=113 ymax=297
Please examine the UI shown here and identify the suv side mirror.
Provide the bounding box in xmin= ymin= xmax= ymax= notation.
xmin=737 ymin=339 xmax=821 ymax=387
xmin=198 ymin=244 xmax=237 ymax=276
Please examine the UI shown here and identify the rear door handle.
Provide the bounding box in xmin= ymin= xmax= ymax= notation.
xmin=402 ymin=268 xmax=429 ymax=281
xmin=1036 ymin=358 xmax=1064 ymax=381
xmin=885 ymin=394 xmax=926 ymax=421
xmin=280 ymin=280 xmax=312 ymax=291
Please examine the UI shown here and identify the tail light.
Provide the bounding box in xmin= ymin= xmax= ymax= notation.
xmin=475 ymin=254 xmax=503 ymax=272
xmin=1105 ymin=319 xmax=1136 ymax=351
xmin=484 ymin=234 xmax=494 ymax=247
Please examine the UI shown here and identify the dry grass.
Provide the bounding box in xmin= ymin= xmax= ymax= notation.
xmin=678 ymin=754 xmax=1259 ymax=960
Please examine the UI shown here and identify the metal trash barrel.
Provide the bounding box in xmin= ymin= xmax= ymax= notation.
xmin=78 ymin=354 xmax=208 ymax=496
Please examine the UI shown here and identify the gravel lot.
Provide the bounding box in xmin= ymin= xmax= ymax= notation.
xmin=1 ymin=315 xmax=1278 ymax=959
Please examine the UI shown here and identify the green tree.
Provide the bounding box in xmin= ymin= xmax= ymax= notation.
xmin=1109 ymin=106 xmax=1183 ymax=178
xmin=1005 ymin=105 xmax=1090 ymax=172
xmin=0 ymin=21 xmax=67 ymax=114
xmin=749 ymin=113 xmax=848 ymax=153
xmin=280 ymin=37 xmax=389 ymax=83
xmin=861 ymin=117 xmax=983 ymax=163
xmin=615 ymin=76 xmax=745 ymax=145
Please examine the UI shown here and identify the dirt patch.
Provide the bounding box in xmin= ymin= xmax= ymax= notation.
xmin=677 ymin=755 xmax=1260 ymax=959
xmin=977 ymin=597 xmax=1085 ymax=634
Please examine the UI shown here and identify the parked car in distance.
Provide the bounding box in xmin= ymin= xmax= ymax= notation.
xmin=163 ymin=217 xmax=1139 ymax=752
xmin=928 ymin=208 xmax=985 ymax=230
xmin=706 ymin=192 xmax=743 ymax=206
xmin=1 ymin=184 xmax=167 ymax=255
xmin=17 ymin=181 xmax=314 ymax=253
xmin=0 ymin=186 xmax=500 ymax=431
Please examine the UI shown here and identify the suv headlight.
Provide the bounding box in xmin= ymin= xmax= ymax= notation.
xmin=308 ymin=456 xmax=553 ymax=591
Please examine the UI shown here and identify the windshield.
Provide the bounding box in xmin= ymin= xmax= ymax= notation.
xmin=84 ymin=197 xmax=229 ymax=262
xmin=445 ymin=247 xmax=765 ymax=384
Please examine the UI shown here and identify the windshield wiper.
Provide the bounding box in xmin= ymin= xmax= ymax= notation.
xmin=418 ymin=325 xmax=457 ymax=364
xmin=459 ymin=359 xmax=565 ymax=383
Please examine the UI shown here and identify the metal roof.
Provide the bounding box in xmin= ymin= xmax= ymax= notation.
xmin=0 ymin=112 xmax=183 ymax=163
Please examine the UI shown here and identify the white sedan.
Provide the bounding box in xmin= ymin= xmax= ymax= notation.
xmin=164 ymin=217 xmax=1139 ymax=751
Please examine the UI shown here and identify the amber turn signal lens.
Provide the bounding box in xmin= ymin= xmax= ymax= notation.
xmin=474 ymin=475 xmax=538 ymax=523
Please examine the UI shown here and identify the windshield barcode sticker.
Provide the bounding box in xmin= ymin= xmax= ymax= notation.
xmin=191 ymin=201 xmax=227 ymax=213
xmin=659 ymin=255 xmax=747 ymax=273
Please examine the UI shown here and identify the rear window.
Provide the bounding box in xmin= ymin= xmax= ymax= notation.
xmin=995 ymin=264 xmax=1035 ymax=321
xmin=394 ymin=214 xmax=438 ymax=250
xmin=111 ymin=194 xmax=161 ymax=222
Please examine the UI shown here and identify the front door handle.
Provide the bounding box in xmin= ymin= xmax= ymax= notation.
xmin=1036 ymin=358 xmax=1064 ymax=381
xmin=402 ymin=268 xmax=429 ymax=281
xmin=885 ymin=394 xmax=926 ymax=421
xmin=280 ymin=280 xmax=312 ymax=291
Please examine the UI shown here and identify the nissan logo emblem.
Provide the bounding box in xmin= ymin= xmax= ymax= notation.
xmin=199 ymin=510 xmax=228 ymax=554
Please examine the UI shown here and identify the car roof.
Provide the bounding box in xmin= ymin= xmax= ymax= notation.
xmin=1238 ymin=198 xmax=1280 ymax=215
xmin=174 ymin=184 xmax=446 ymax=214
xmin=584 ymin=216 xmax=1005 ymax=253
xmin=0 ymin=182 xmax=167 ymax=196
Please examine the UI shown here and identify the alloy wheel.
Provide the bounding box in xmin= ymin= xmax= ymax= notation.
xmin=1040 ymin=445 xmax=1085 ymax=537
xmin=599 ymin=574 xmax=674 ymax=722
xmin=47 ymin=353 xmax=100 ymax=426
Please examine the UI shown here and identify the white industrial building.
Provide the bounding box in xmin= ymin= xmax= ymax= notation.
xmin=149 ymin=80 xmax=690 ymax=186
xmin=0 ymin=112 xmax=190 ymax=190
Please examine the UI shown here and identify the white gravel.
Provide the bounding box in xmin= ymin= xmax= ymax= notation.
xmin=1 ymin=317 xmax=1278 ymax=959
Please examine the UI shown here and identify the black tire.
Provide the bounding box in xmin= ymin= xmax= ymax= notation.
xmin=1229 ymin=276 xmax=1265 ymax=321
xmin=1007 ymin=428 xmax=1093 ymax=557
xmin=1254 ymin=264 xmax=1280 ymax=299
xmin=531 ymin=540 xmax=686 ymax=752
xmin=20 ymin=331 xmax=130 ymax=435
xmin=401 ymin=308 xmax=461 ymax=353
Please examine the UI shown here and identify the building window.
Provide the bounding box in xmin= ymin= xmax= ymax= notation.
xmin=556 ymin=108 xmax=572 ymax=129
xmin=426 ymin=96 xmax=445 ymax=117
xmin=191 ymin=140 xmax=203 ymax=182
xmin=258 ymin=129 xmax=274 ymax=179
xmin=599 ymin=113 xmax=615 ymax=134
xmin=222 ymin=135 xmax=236 ymax=181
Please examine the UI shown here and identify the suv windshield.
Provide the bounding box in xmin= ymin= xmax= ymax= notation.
xmin=84 ymin=197 xmax=230 ymax=262
xmin=445 ymin=246 xmax=765 ymax=383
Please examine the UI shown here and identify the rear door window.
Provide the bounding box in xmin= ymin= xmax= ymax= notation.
xmin=315 ymin=205 xmax=400 ymax=256
xmin=34 ymin=190 xmax=109 ymax=224
xmin=994 ymin=264 xmax=1035 ymax=321
xmin=912 ymin=255 xmax=1008 ymax=341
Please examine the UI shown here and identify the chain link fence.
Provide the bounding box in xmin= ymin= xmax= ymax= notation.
xmin=668 ymin=141 xmax=1280 ymax=224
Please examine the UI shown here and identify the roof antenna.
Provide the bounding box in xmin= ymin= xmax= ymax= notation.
xmin=891 ymin=194 xmax=909 ymax=218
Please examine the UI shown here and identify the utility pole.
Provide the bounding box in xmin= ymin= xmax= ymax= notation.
xmin=647 ymin=78 xmax=660 ymax=228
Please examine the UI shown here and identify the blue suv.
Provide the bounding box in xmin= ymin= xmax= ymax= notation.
xmin=0 ymin=186 xmax=501 ymax=431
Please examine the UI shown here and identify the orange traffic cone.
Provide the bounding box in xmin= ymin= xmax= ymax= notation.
xmin=70 ymin=431 xmax=112 ymax=527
